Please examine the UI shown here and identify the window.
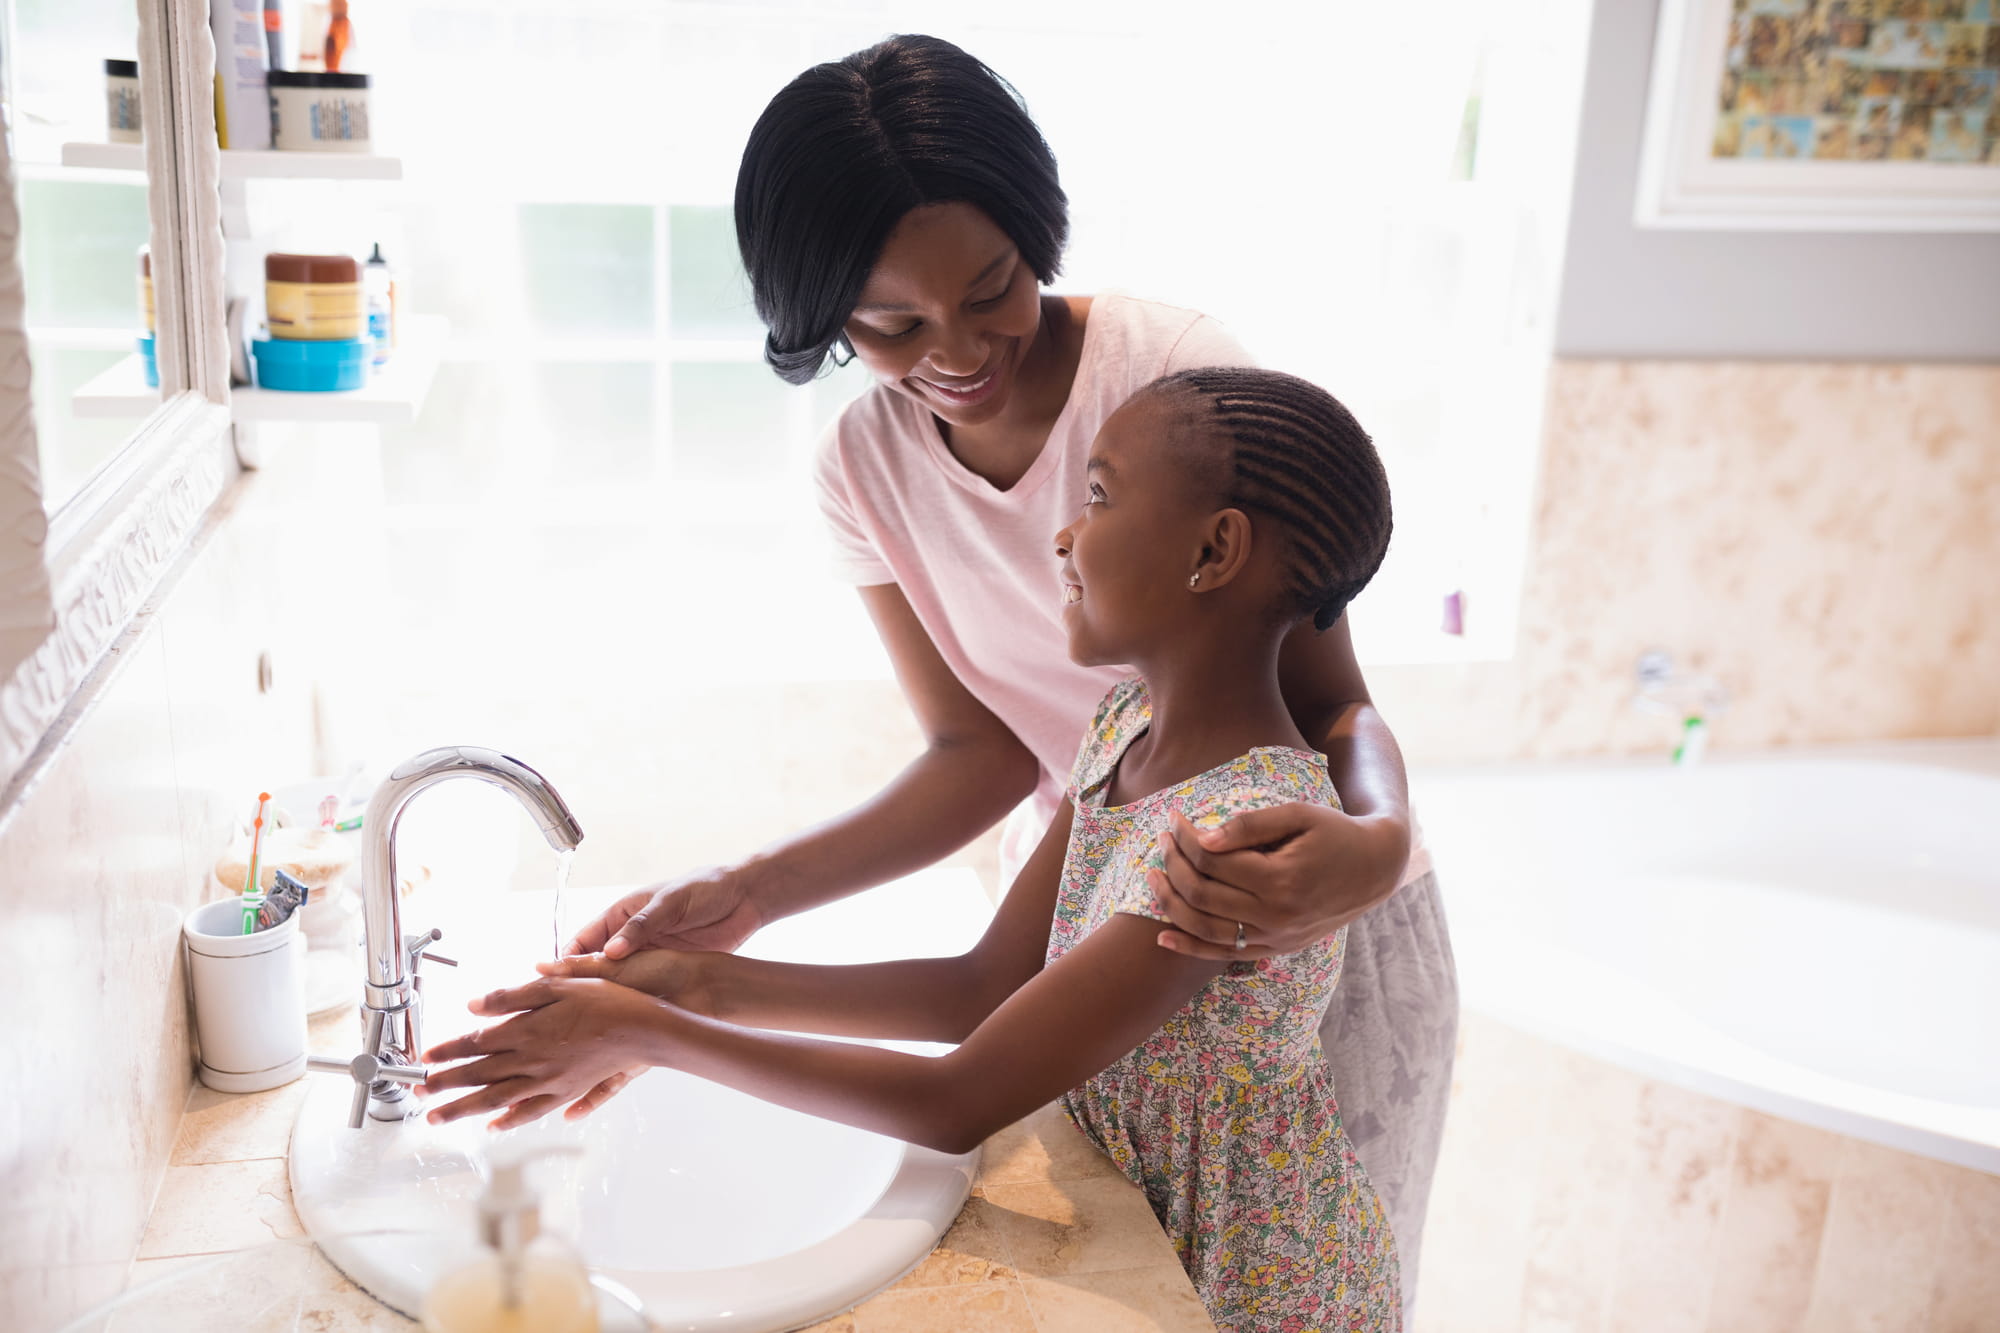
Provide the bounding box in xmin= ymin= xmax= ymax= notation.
xmin=350 ymin=1 xmax=1588 ymax=692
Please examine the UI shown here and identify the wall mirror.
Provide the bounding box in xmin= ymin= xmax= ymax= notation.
xmin=0 ymin=0 xmax=233 ymax=797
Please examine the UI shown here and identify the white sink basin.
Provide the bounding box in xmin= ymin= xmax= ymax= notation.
xmin=291 ymin=871 xmax=993 ymax=1331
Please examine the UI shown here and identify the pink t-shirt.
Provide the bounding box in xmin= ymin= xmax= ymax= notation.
xmin=814 ymin=292 xmax=1431 ymax=889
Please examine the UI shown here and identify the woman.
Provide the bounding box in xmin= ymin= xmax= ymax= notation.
xmin=567 ymin=32 xmax=1459 ymax=1305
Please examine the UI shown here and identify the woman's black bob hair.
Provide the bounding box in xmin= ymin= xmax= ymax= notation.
xmin=733 ymin=34 xmax=1069 ymax=385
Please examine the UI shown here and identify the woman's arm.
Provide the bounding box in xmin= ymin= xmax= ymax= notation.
xmin=569 ymin=584 xmax=1042 ymax=958
xmin=1281 ymin=613 xmax=1413 ymax=863
xmin=425 ymin=907 xmax=1222 ymax=1152
xmin=545 ymin=803 xmax=1076 ymax=1045
xmin=1149 ymin=614 xmax=1413 ymax=959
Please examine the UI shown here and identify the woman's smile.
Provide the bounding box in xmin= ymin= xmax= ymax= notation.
xmin=910 ymin=344 xmax=1010 ymax=411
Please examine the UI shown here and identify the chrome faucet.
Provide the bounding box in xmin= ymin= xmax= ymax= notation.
xmin=307 ymin=747 xmax=584 ymax=1127
xmin=1633 ymin=651 xmax=1731 ymax=765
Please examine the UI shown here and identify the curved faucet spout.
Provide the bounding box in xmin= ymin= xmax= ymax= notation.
xmin=346 ymin=746 xmax=583 ymax=1122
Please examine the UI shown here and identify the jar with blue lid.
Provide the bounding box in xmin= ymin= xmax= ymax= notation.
xmin=251 ymin=336 xmax=370 ymax=392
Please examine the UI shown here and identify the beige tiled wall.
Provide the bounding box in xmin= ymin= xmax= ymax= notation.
xmin=1371 ymin=361 xmax=2000 ymax=764
xmin=0 ymin=444 xmax=348 ymax=1332
xmin=1414 ymin=1014 xmax=2000 ymax=1333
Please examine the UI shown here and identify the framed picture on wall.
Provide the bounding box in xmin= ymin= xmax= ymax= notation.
xmin=1636 ymin=0 xmax=2000 ymax=230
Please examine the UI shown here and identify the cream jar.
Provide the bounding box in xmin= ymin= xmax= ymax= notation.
xmin=105 ymin=59 xmax=141 ymax=143
xmin=265 ymin=252 xmax=364 ymax=340
xmin=267 ymin=70 xmax=371 ymax=152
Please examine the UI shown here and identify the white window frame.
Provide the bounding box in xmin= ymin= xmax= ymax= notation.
xmin=0 ymin=0 xmax=235 ymax=803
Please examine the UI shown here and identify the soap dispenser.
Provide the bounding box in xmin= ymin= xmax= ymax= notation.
xmin=422 ymin=1144 xmax=600 ymax=1333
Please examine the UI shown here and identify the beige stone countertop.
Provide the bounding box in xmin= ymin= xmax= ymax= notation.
xmin=118 ymin=1010 xmax=1212 ymax=1332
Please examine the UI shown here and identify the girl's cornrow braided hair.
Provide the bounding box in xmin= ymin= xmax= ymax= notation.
xmin=1147 ymin=367 xmax=1393 ymax=633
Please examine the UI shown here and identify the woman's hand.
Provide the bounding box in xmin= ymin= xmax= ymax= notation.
xmin=563 ymin=864 xmax=764 ymax=960
xmin=536 ymin=950 xmax=713 ymax=1012
xmin=419 ymin=977 xmax=673 ymax=1131
xmin=1148 ymin=803 xmax=1409 ymax=960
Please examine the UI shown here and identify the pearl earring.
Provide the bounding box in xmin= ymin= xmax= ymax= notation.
xmin=1188 ymin=572 xmax=1201 ymax=589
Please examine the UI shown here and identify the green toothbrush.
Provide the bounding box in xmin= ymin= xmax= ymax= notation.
xmin=241 ymin=792 xmax=270 ymax=935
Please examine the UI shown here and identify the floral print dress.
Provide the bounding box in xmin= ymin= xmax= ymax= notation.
xmin=1051 ymin=679 xmax=1401 ymax=1332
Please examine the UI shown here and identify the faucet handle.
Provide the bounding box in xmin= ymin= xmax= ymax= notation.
xmin=307 ymin=1005 xmax=433 ymax=1128
xmin=307 ymin=1052 xmax=430 ymax=1085
xmin=1635 ymin=649 xmax=1675 ymax=690
xmin=403 ymin=927 xmax=457 ymax=971
xmin=306 ymin=1046 xmax=431 ymax=1129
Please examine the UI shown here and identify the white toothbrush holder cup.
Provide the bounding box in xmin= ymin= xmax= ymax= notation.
xmin=184 ymin=899 xmax=309 ymax=1093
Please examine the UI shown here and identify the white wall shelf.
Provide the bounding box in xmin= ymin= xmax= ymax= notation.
xmin=60 ymin=141 xmax=403 ymax=181
xmin=72 ymin=316 xmax=447 ymax=426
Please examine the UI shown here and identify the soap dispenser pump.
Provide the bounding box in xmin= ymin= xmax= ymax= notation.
xmin=422 ymin=1144 xmax=600 ymax=1333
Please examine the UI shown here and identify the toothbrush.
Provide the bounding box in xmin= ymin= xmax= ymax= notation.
xmin=242 ymin=792 xmax=271 ymax=935
xmin=319 ymin=795 xmax=339 ymax=829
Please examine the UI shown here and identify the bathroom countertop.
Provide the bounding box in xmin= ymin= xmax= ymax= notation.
xmin=119 ymin=1007 xmax=1213 ymax=1332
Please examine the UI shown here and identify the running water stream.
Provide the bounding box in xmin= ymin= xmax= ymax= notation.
xmin=552 ymin=847 xmax=575 ymax=960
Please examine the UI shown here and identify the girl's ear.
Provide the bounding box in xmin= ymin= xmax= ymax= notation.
xmin=1191 ymin=508 xmax=1254 ymax=591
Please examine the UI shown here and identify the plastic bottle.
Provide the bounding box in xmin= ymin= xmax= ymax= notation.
xmin=324 ymin=0 xmax=352 ymax=73
xmin=364 ymin=243 xmax=394 ymax=367
xmin=421 ymin=1145 xmax=599 ymax=1333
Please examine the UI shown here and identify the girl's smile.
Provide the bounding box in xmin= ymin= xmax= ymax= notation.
xmin=1053 ymin=400 xmax=1214 ymax=668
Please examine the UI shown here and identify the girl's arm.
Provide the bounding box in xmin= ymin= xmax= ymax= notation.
xmin=1149 ymin=613 xmax=1413 ymax=960
xmin=425 ymin=905 xmax=1222 ymax=1152
xmin=544 ymin=802 xmax=1076 ymax=1045
xmin=657 ymin=915 xmax=1221 ymax=1153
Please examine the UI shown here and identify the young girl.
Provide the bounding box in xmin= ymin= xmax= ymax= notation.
xmin=423 ymin=366 xmax=1402 ymax=1331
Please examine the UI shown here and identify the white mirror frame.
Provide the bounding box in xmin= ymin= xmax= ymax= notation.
xmin=0 ymin=111 xmax=54 ymax=716
xmin=0 ymin=0 xmax=234 ymax=803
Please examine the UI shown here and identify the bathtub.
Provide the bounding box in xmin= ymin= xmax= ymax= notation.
xmin=1412 ymin=737 xmax=2000 ymax=1175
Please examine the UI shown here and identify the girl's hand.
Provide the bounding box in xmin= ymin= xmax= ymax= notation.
xmin=419 ymin=977 xmax=671 ymax=1131
xmin=1148 ymin=803 xmax=1408 ymax=960
xmin=513 ymin=952 xmax=714 ymax=1119
xmin=562 ymin=864 xmax=763 ymax=960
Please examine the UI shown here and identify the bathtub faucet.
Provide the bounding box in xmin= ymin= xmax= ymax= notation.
xmin=1634 ymin=651 xmax=1730 ymax=765
xmin=305 ymin=747 xmax=585 ymax=1127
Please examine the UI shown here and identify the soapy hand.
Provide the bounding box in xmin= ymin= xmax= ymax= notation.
xmin=562 ymin=864 xmax=762 ymax=960
xmin=419 ymin=976 xmax=668 ymax=1131
xmin=1148 ymin=802 xmax=1407 ymax=961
